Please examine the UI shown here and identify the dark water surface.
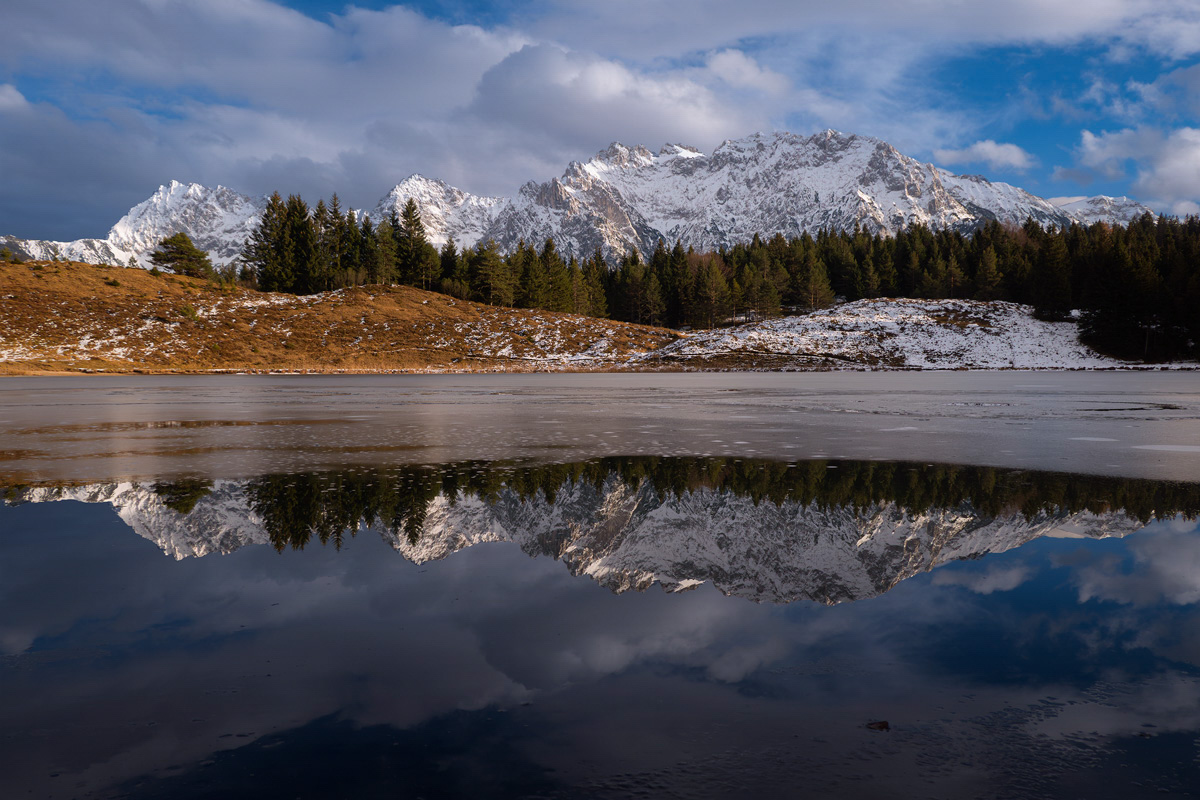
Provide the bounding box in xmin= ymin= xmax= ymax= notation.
xmin=2 ymin=374 xmax=1199 ymax=799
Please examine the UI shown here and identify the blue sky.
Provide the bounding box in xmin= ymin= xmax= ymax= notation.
xmin=3 ymin=0 xmax=1200 ymax=239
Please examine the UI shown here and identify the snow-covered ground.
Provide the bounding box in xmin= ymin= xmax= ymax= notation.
xmin=637 ymin=299 xmax=1165 ymax=370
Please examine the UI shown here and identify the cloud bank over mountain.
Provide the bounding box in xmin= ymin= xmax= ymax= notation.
xmin=2 ymin=0 xmax=1199 ymax=238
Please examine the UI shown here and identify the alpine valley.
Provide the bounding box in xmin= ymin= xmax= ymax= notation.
xmin=2 ymin=130 xmax=1152 ymax=267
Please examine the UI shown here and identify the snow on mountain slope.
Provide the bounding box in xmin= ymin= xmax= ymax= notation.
xmin=938 ymin=172 xmax=1071 ymax=228
xmin=482 ymin=131 xmax=1082 ymax=258
xmin=1051 ymin=195 xmax=1154 ymax=226
xmin=1 ymin=181 xmax=265 ymax=268
xmin=639 ymin=299 xmax=1131 ymax=370
xmin=5 ymin=473 xmax=1142 ymax=603
xmin=0 ymin=130 xmax=1157 ymax=267
xmin=370 ymin=175 xmax=505 ymax=248
xmin=12 ymin=481 xmax=268 ymax=559
xmin=107 ymin=181 xmax=266 ymax=267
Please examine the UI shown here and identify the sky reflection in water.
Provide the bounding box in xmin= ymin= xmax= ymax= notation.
xmin=1 ymin=456 xmax=1199 ymax=799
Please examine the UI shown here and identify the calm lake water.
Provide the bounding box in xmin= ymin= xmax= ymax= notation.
xmin=1 ymin=374 xmax=1199 ymax=799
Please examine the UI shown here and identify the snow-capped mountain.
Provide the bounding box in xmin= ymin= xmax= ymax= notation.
xmin=370 ymin=175 xmax=505 ymax=248
xmin=489 ymin=133 xmax=1048 ymax=258
xmin=1050 ymin=195 xmax=1153 ymax=226
xmin=5 ymin=471 xmax=1141 ymax=604
xmin=1 ymin=181 xmax=265 ymax=268
xmin=379 ymin=131 xmax=1151 ymax=258
xmin=1 ymin=130 xmax=1156 ymax=266
xmin=10 ymin=481 xmax=269 ymax=559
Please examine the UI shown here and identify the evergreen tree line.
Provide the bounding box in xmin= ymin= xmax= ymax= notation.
xmin=241 ymin=193 xmax=442 ymax=294
xmin=239 ymin=193 xmax=1200 ymax=360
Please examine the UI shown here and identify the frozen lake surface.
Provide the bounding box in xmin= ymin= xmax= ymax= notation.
xmin=1 ymin=373 xmax=1198 ymax=799
xmin=1 ymin=372 xmax=1197 ymax=482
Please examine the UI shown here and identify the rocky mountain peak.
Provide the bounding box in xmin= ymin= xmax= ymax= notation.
xmin=5 ymin=474 xmax=1144 ymax=605
xmin=1 ymin=129 xmax=1158 ymax=266
xmin=592 ymin=142 xmax=655 ymax=169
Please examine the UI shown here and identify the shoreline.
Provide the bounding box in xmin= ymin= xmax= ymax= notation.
xmin=2 ymin=362 xmax=1197 ymax=377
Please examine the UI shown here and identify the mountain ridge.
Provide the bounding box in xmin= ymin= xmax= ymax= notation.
xmin=4 ymin=475 xmax=1144 ymax=605
xmin=1 ymin=130 xmax=1155 ymax=266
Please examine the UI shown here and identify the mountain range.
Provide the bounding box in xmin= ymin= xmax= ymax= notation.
xmin=2 ymin=130 xmax=1154 ymax=267
xmin=6 ymin=472 xmax=1141 ymax=605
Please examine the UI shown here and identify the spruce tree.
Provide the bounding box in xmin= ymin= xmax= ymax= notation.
xmin=512 ymin=241 xmax=544 ymax=308
xmin=1033 ymin=235 xmax=1072 ymax=320
xmin=243 ymin=192 xmax=290 ymax=292
xmin=583 ymin=250 xmax=609 ymax=318
xmin=974 ymin=246 xmax=1003 ymax=300
xmin=796 ymin=249 xmax=834 ymax=309
xmin=469 ymin=241 xmax=513 ymax=306
xmin=568 ymin=257 xmax=588 ymax=315
xmin=693 ymin=257 xmax=730 ymax=328
xmin=328 ymin=194 xmax=346 ymax=287
xmin=150 ymin=232 xmax=214 ymax=278
xmin=396 ymin=198 xmax=429 ymax=286
xmin=374 ymin=217 xmax=398 ymax=284
xmin=357 ymin=216 xmax=378 ymax=283
xmin=312 ymin=198 xmax=332 ymax=292
xmin=541 ymin=239 xmax=572 ymax=312
xmin=283 ymin=194 xmax=317 ymax=294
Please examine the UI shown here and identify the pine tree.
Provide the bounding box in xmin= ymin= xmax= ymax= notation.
xmin=642 ymin=270 xmax=666 ymax=325
xmin=858 ymin=254 xmax=880 ymax=299
xmin=945 ymin=254 xmax=965 ymax=299
xmin=439 ymin=236 xmax=458 ymax=281
xmin=541 ymin=239 xmax=572 ymax=312
xmin=340 ymin=210 xmax=362 ymax=287
xmin=1033 ymin=234 xmax=1072 ymax=320
xmin=974 ymin=246 xmax=1003 ymax=300
xmin=512 ymin=241 xmax=544 ymax=308
xmin=396 ymin=198 xmax=430 ymax=286
xmin=373 ymin=216 xmax=398 ymax=284
xmin=358 ymin=216 xmax=378 ymax=282
xmin=795 ymin=248 xmax=834 ymax=309
xmin=568 ymin=256 xmax=588 ymax=315
xmin=150 ymin=232 xmax=214 ymax=278
xmin=283 ymin=194 xmax=317 ymax=294
xmin=693 ymin=257 xmax=729 ymax=328
xmin=327 ymin=194 xmax=346 ymax=287
xmin=583 ymin=249 xmax=609 ymax=318
xmin=469 ymin=240 xmax=513 ymax=306
xmin=438 ymin=236 xmax=469 ymax=298
xmin=243 ymin=192 xmax=290 ymax=292
xmin=312 ymin=199 xmax=332 ymax=292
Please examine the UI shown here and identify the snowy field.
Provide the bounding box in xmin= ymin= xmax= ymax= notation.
xmin=638 ymin=298 xmax=1172 ymax=370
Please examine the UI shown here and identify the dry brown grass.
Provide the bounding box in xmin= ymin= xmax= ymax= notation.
xmin=0 ymin=261 xmax=679 ymax=374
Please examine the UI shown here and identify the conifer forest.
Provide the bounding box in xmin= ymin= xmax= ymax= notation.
xmin=238 ymin=191 xmax=1200 ymax=362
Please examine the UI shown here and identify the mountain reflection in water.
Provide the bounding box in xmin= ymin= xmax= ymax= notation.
xmin=4 ymin=455 xmax=1200 ymax=800
xmin=7 ymin=457 xmax=1198 ymax=604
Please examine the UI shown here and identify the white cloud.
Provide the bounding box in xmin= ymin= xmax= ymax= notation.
xmin=1071 ymin=522 xmax=1200 ymax=606
xmin=705 ymin=50 xmax=789 ymax=95
xmin=3 ymin=0 xmax=1200 ymax=239
xmin=1073 ymin=126 xmax=1200 ymax=213
xmin=0 ymin=84 xmax=29 ymax=112
xmin=931 ymin=563 xmax=1033 ymax=594
xmin=935 ymin=140 xmax=1036 ymax=172
xmin=466 ymin=44 xmax=759 ymax=151
xmin=532 ymin=0 xmax=1200 ymax=61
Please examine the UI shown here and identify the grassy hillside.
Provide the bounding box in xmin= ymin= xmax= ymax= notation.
xmin=0 ymin=262 xmax=679 ymax=374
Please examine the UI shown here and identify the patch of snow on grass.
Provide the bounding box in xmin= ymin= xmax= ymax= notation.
xmin=639 ymin=299 xmax=1134 ymax=370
